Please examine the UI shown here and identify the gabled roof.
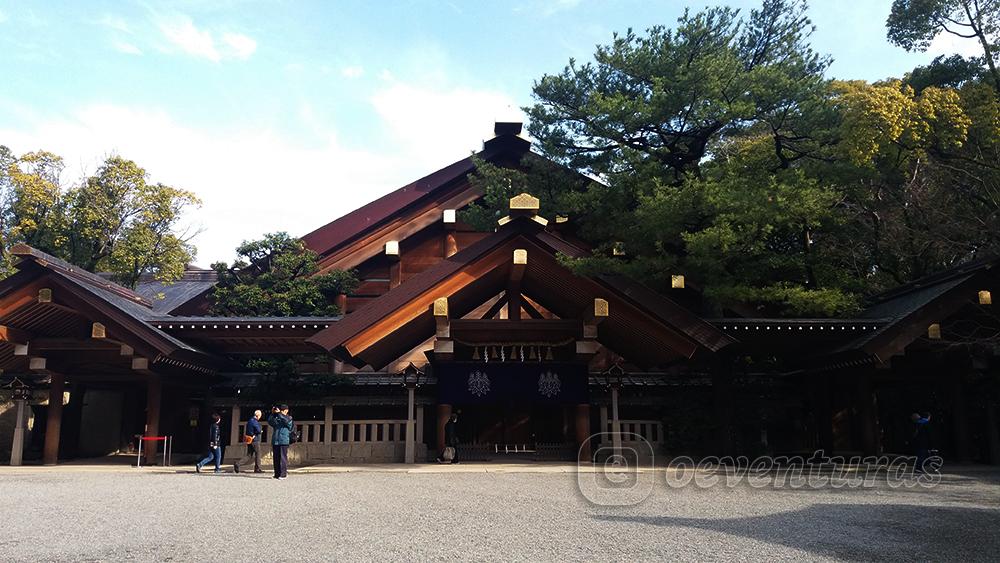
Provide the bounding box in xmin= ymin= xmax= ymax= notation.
xmin=301 ymin=124 xmax=530 ymax=262
xmin=6 ymin=244 xmax=221 ymax=372
xmin=830 ymin=257 xmax=998 ymax=362
xmin=306 ymin=215 xmax=735 ymax=369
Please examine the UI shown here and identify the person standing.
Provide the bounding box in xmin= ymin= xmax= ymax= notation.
xmin=234 ymin=409 xmax=263 ymax=474
xmin=195 ymin=412 xmax=223 ymax=474
xmin=267 ymin=405 xmax=294 ymax=480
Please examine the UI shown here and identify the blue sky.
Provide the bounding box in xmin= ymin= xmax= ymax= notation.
xmin=0 ymin=1 xmax=978 ymax=265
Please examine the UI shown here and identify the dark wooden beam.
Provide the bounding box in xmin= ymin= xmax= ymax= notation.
xmin=0 ymin=324 xmax=31 ymax=344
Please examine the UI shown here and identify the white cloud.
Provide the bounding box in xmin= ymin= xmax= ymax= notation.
xmin=221 ymin=32 xmax=256 ymax=60
xmin=341 ymin=65 xmax=364 ymax=79
xmin=0 ymin=86 xmax=523 ymax=265
xmin=97 ymin=14 xmax=131 ymax=33
xmin=371 ymin=82 xmax=524 ymax=163
xmin=154 ymin=14 xmax=256 ymax=62
xmin=927 ymin=33 xmax=982 ymax=59
xmin=112 ymin=41 xmax=142 ymax=55
xmin=0 ymin=9 xmax=8 ymax=24
xmin=157 ymin=14 xmax=220 ymax=61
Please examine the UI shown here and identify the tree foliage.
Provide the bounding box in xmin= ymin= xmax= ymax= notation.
xmin=469 ymin=0 xmax=1000 ymax=317
xmin=0 ymin=148 xmax=200 ymax=287
xmin=209 ymin=232 xmax=358 ymax=317
xmin=886 ymin=0 xmax=1000 ymax=91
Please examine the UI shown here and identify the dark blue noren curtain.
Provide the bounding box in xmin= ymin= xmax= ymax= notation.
xmin=436 ymin=362 xmax=588 ymax=405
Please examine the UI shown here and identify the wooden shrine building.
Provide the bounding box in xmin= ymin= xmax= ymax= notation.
xmin=2 ymin=122 xmax=999 ymax=466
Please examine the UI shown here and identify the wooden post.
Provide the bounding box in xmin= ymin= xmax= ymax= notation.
xmin=713 ymin=361 xmax=734 ymax=456
xmin=810 ymin=373 xmax=834 ymax=454
xmin=599 ymin=405 xmax=608 ymax=444
xmin=230 ymin=404 xmax=242 ymax=449
xmin=43 ymin=373 xmax=65 ymax=465
xmin=416 ymin=405 xmax=425 ymax=446
xmin=144 ymin=376 xmax=162 ymax=465
xmin=575 ymin=403 xmax=591 ymax=462
xmin=988 ymin=393 xmax=1000 ymax=465
xmin=10 ymin=398 xmax=27 ymax=466
xmin=951 ymin=374 xmax=971 ymax=462
xmin=611 ymin=385 xmax=622 ymax=458
xmin=855 ymin=372 xmax=880 ymax=456
xmin=405 ymin=386 xmax=416 ymax=463
xmin=324 ymin=405 xmax=334 ymax=444
xmin=436 ymin=403 xmax=452 ymax=453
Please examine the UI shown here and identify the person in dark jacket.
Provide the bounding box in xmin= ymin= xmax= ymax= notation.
xmin=234 ymin=409 xmax=263 ymax=474
xmin=195 ymin=413 xmax=224 ymax=473
xmin=267 ymin=405 xmax=294 ymax=480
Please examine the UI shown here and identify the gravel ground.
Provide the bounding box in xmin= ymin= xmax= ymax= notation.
xmin=0 ymin=466 xmax=998 ymax=562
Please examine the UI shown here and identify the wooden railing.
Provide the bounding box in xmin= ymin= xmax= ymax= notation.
xmin=239 ymin=419 xmax=410 ymax=445
xmin=604 ymin=419 xmax=664 ymax=444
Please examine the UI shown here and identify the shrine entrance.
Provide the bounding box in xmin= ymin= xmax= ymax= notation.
xmin=435 ymin=361 xmax=588 ymax=461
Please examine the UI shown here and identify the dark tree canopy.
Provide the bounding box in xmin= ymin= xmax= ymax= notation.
xmin=209 ymin=232 xmax=357 ymax=317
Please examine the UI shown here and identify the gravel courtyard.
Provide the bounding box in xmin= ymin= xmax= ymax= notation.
xmin=0 ymin=465 xmax=998 ymax=562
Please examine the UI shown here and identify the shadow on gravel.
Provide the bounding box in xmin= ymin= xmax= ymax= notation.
xmin=596 ymin=503 xmax=1000 ymax=561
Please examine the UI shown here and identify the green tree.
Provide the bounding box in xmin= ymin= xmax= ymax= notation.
xmin=886 ymin=0 xmax=1000 ymax=92
xmin=209 ymin=232 xmax=358 ymax=317
xmin=516 ymin=0 xmax=856 ymax=315
xmin=1 ymin=148 xmax=198 ymax=287
xmin=525 ymin=0 xmax=832 ymax=184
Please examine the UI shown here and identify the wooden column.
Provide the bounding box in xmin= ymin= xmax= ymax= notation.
xmin=436 ymin=403 xmax=452 ymax=453
xmin=416 ymin=405 xmax=425 ymax=446
xmin=712 ymin=360 xmax=734 ymax=456
xmin=855 ymin=371 xmax=880 ymax=456
xmin=143 ymin=376 xmax=162 ymax=465
xmin=611 ymin=385 xmax=622 ymax=457
xmin=810 ymin=373 xmax=834 ymax=454
xmin=988 ymin=391 xmax=1000 ymax=465
xmin=324 ymin=405 xmax=334 ymax=444
xmin=946 ymin=373 xmax=970 ymax=462
xmin=43 ymin=373 xmax=65 ymax=465
xmin=575 ymin=403 xmax=591 ymax=462
xmin=405 ymin=385 xmax=416 ymax=464
xmin=10 ymin=398 xmax=28 ymax=466
xmin=229 ymin=404 xmax=242 ymax=449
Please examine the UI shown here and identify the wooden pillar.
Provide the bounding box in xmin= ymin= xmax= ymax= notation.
xmin=713 ymin=360 xmax=734 ymax=456
xmin=599 ymin=405 xmax=608 ymax=443
xmin=324 ymin=405 xmax=334 ymax=444
xmin=951 ymin=374 xmax=972 ymax=462
xmin=335 ymin=293 xmax=348 ymax=315
xmin=43 ymin=373 xmax=65 ymax=465
xmin=988 ymin=392 xmax=1000 ymax=465
xmin=575 ymin=403 xmax=591 ymax=462
xmin=436 ymin=403 xmax=452 ymax=452
xmin=143 ymin=376 xmax=162 ymax=465
xmin=855 ymin=372 xmax=880 ymax=456
xmin=229 ymin=404 xmax=241 ymax=448
xmin=611 ymin=385 xmax=622 ymax=457
xmin=10 ymin=398 xmax=28 ymax=466
xmin=810 ymin=373 xmax=834 ymax=454
xmin=405 ymin=386 xmax=416 ymax=464
xmin=416 ymin=405 xmax=425 ymax=446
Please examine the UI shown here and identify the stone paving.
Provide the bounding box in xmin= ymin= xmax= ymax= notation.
xmin=0 ymin=463 xmax=998 ymax=561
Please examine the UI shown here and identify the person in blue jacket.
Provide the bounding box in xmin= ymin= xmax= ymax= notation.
xmin=234 ymin=409 xmax=263 ymax=474
xmin=267 ymin=405 xmax=294 ymax=480
xmin=195 ymin=413 xmax=223 ymax=473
